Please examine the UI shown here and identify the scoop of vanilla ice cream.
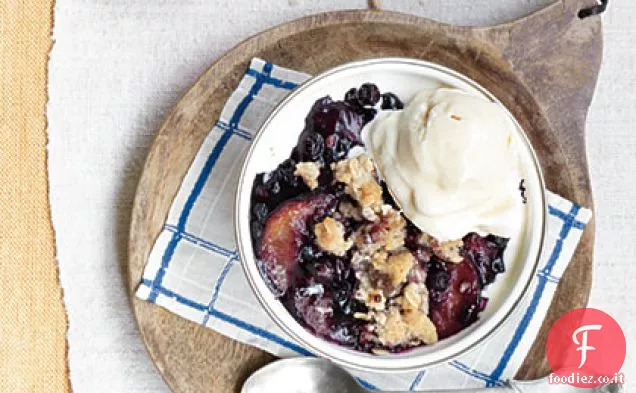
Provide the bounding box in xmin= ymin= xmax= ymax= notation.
xmin=364 ymin=88 xmax=523 ymax=241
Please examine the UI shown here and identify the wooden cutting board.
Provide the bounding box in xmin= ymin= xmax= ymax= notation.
xmin=126 ymin=1 xmax=602 ymax=392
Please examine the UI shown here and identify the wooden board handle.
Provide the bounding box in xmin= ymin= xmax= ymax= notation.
xmin=482 ymin=0 xmax=603 ymax=206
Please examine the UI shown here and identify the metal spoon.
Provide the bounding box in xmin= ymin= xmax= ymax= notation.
xmin=241 ymin=358 xmax=623 ymax=393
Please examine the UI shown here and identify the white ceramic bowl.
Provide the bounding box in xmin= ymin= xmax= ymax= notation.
xmin=235 ymin=58 xmax=546 ymax=373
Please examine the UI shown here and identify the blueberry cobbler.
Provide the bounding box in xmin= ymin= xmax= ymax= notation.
xmin=249 ymin=83 xmax=522 ymax=353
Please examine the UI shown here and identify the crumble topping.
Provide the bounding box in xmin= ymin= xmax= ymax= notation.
xmin=314 ymin=217 xmax=353 ymax=256
xmin=432 ymin=238 xmax=464 ymax=263
xmin=361 ymin=206 xmax=378 ymax=222
xmin=371 ymin=250 xmax=414 ymax=288
xmin=376 ymin=307 xmax=438 ymax=346
xmin=311 ymin=157 xmax=439 ymax=347
xmin=294 ymin=161 xmax=322 ymax=190
xmin=364 ymin=289 xmax=386 ymax=311
xmin=401 ymin=309 xmax=438 ymax=344
xmin=376 ymin=309 xmax=409 ymax=346
xmin=401 ymin=282 xmax=425 ymax=311
xmin=377 ymin=209 xmax=406 ymax=251
xmin=350 ymin=207 xmax=406 ymax=254
xmin=332 ymin=154 xmax=383 ymax=213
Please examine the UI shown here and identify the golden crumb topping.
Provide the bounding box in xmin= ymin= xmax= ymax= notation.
xmin=402 ymin=282 xmax=422 ymax=310
xmin=377 ymin=309 xmax=410 ymax=346
xmin=400 ymin=282 xmax=429 ymax=314
xmin=314 ymin=217 xmax=353 ymax=256
xmin=350 ymin=206 xmax=406 ymax=255
xmin=364 ymin=289 xmax=386 ymax=311
xmin=402 ymin=309 xmax=438 ymax=344
xmin=379 ymin=209 xmax=406 ymax=251
xmin=303 ymin=154 xmax=444 ymax=349
xmin=371 ymin=250 xmax=415 ymax=288
xmin=294 ymin=161 xmax=322 ymax=190
xmin=376 ymin=307 xmax=438 ymax=346
xmin=332 ymin=154 xmax=383 ymax=213
xmin=432 ymin=238 xmax=464 ymax=263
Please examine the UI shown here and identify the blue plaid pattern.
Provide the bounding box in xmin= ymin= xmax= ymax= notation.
xmin=136 ymin=58 xmax=592 ymax=391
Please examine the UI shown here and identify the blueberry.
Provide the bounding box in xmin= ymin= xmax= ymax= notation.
xmin=309 ymin=101 xmax=364 ymax=139
xmin=461 ymin=303 xmax=480 ymax=325
xmin=313 ymin=260 xmax=336 ymax=281
xmin=361 ymin=107 xmax=377 ymax=124
xmin=380 ymin=92 xmax=404 ymax=110
xmin=357 ymin=83 xmax=380 ymax=106
xmin=332 ymin=137 xmax=353 ymax=161
xmin=300 ymin=245 xmax=323 ymax=261
xmin=280 ymin=157 xmax=296 ymax=169
xmin=344 ymin=88 xmax=358 ymax=104
xmin=278 ymin=159 xmax=298 ymax=183
xmin=299 ymin=246 xmax=314 ymax=262
xmin=254 ymin=184 xmax=269 ymax=200
xmin=334 ymin=258 xmax=352 ymax=282
xmin=308 ymin=96 xmax=334 ymax=119
xmin=426 ymin=259 xmax=450 ymax=292
xmin=464 ymin=233 xmax=509 ymax=286
xmin=317 ymin=167 xmax=333 ymax=187
xmin=298 ymin=132 xmax=325 ymax=162
xmin=487 ymin=235 xmax=509 ymax=249
xmin=251 ymin=203 xmax=269 ymax=222
xmin=250 ymin=223 xmax=263 ymax=242
xmin=330 ymin=322 xmax=361 ymax=345
xmin=491 ymin=257 xmax=505 ymax=274
xmin=333 ymin=287 xmax=351 ymax=310
xmin=433 ymin=271 xmax=450 ymax=291
xmin=267 ymin=180 xmax=281 ymax=196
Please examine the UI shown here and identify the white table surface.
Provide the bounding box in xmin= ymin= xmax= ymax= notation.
xmin=47 ymin=1 xmax=634 ymax=392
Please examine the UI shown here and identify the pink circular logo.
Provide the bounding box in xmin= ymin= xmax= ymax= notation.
xmin=546 ymin=308 xmax=625 ymax=388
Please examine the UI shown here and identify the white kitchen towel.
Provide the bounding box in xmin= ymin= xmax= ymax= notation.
xmin=135 ymin=58 xmax=592 ymax=391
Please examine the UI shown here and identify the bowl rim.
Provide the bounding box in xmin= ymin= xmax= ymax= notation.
xmin=234 ymin=57 xmax=547 ymax=373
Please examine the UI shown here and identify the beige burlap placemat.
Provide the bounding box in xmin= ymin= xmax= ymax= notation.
xmin=0 ymin=1 xmax=70 ymax=391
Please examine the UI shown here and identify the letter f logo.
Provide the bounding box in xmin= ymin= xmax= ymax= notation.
xmin=572 ymin=324 xmax=602 ymax=368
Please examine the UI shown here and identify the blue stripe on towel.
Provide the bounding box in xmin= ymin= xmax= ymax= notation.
xmin=246 ymin=68 xmax=299 ymax=90
xmin=548 ymin=205 xmax=586 ymax=231
xmin=143 ymin=271 xmax=383 ymax=390
xmin=202 ymin=252 xmax=238 ymax=325
xmin=409 ymin=371 xmax=426 ymax=391
xmin=141 ymin=278 xmax=208 ymax=312
xmin=215 ymin=120 xmax=253 ymax=140
xmin=208 ymin=308 xmax=313 ymax=356
xmin=486 ymin=204 xmax=581 ymax=386
xmin=451 ymin=361 xmax=506 ymax=386
xmin=536 ymin=271 xmax=560 ymax=283
xmin=147 ymin=62 xmax=274 ymax=302
xmin=140 ymin=279 xmax=312 ymax=356
xmin=164 ymin=224 xmax=234 ymax=258
xmin=356 ymin=378 xmax=378 ymax=391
